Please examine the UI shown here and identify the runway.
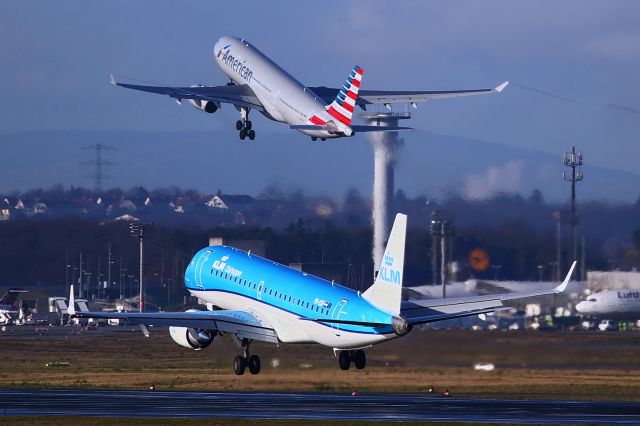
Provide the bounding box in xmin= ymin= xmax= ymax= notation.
xmin=1 ymin=388 xmax=640 ymax=423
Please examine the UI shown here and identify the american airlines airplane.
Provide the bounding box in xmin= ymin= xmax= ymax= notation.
xmin=72 ymin=214 xmax=575 ymax=375
xmin=111 ymin=36 xmax=508 ymax=141
xmin=575 ymin=289 xmax=640 ymax=320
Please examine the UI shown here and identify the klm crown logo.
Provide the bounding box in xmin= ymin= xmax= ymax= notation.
xmin=379 ymin=253 xmax=400 ymax=285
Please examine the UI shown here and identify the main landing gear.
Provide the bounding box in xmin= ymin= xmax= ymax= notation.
xmin=310 ymin=136 xmax=327 ymax=142
xmin=236 ymin=107 xmax=255 ymax=141
xmin=338 ymin=349 xmax=366 ymax=370
xmin=232 ymin=339 xmax=261 ymax=375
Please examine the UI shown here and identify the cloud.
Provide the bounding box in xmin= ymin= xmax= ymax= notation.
xmin=464 ymin=160 xmax=524 ymax=200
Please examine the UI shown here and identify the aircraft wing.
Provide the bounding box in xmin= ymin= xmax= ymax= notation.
xmin=401 ymin=261 xmax=575 ymax=325
xmin=308 ymin=81 xmax=508 ymax=108
xmin=110 ymin=75 xmax=265 ymax=111
xmin=71 ymin=309 xmax=278 ymax=343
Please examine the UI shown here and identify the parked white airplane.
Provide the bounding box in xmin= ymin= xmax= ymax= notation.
xmin=71 ymin=214 xmax=575 ymax=375
xmin=111 ymin=36 xmax=508 ymax=141
xmin=0 ymin=288 xmax=27 ymax=325
xmin=575 ymin=289 xmax=640 ymax=320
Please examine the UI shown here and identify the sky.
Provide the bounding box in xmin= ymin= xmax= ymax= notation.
xmin=1 ymin=1 xmax=639 ymax=200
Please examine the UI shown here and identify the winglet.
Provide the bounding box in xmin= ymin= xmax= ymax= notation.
xmin=67 ymin=284 xmax=76 ymax=316
xmin=110 ymin=74 xmax=117 ymax=86
xmin=554 ymin=261 xmax=576 ymax=293
xmin=494 ymin=81 xmax=509 ymax=93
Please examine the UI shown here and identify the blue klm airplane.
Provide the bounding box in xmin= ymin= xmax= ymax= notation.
xmin=71 ymin=214 xmax=575 ymax=375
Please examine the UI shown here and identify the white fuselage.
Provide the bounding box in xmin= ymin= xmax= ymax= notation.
xmin=575 ymin=289 xmax=640 ymax=320
xmin=213 ymin=37 xmax=346 ymax=138
xmin=189 ymin=288 xmax=395 ymax=349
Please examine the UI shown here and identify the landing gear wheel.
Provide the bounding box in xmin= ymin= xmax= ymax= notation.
xmin=233 ymin=355 xmax=246 ymax=375
xmin=311 ymin=137 xmax=317 ymax=141
xmin=353 ymin=350 xmax=366 ymax=369
xmin=245 ymin=120 xmax=252 ymax=131
xmin=248 ymin=355 xmax=261 ymax=374
xmin=248 ymin=129 xmax=256 ymax=140
xmin=338 ymin=351 xmax=351 ymax=370
xmin=239 ymin=129 xmax=247 ymax=140
xmin=236 ymin=120 xmax=243 ymax=131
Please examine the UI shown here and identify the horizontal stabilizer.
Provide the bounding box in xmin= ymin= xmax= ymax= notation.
xmin=350 ymin=125 xmax=413 ymax=133
xmin=289 ymin=124 xmax=413 ymax=133
xmin=289 ymin=125 xmax=330 ymax=131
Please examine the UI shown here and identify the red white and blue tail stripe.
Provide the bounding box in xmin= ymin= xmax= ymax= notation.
xmin=326 ymin=65 xmax=363 ymax=126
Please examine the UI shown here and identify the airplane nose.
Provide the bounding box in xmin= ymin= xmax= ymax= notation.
xmin=575 ymin=301 xmax=586 ymax=313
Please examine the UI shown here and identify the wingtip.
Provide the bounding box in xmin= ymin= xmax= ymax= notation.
xmin=110 ymin=74 xmax=116 ymax=86
xmin=555 ymin=261 xmax=577 ymax=293
xmin=494 ymin=81 xmax=510 ymax=93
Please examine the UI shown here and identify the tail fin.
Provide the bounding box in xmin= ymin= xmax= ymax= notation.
xmin=67 ymin=284 xmax=76 ymax=316
xmin=362 ymin=213 xmax=407 ymax=315
xmin=326 ymin=65 xmax=363 ymax=126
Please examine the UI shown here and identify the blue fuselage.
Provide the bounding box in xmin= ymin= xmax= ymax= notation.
xmin=184 ymin=246 xmax=395 ymax=338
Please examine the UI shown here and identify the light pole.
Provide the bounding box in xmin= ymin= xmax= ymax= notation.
xmin=492 ymin=265 xmax=502 ymax=280
xmin=107 ymin=245 xmax=113 ymax=293
xmin=563 ymin=146 xmax=583 ymax=267
xmin=537 ymin=265 xmax=544 ymax=282
xmin=130 ymin=223 xmax=153 ymax=312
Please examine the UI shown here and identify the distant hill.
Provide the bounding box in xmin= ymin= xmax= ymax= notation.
xmin=1 ymin=129 xmax=638 ymax=202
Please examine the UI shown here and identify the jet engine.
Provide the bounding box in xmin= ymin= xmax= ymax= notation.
xmin=392 ymin=316 xmax=412 ymax=336
xmin=169 ymin=325 xmax=215 ymax=350
xmin=188 ymin=85 xmax=219 ymax=113
xmin=189 ymin=99 xmax=218 ymax=113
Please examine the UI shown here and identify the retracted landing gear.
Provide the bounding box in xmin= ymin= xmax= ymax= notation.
xmin=232 ymin=339 xmax=261 ymax=375
xmin=338 ymin=349 xmax=366 ymax=370
xmin=236 ymin=107 xmax=256 ymax=141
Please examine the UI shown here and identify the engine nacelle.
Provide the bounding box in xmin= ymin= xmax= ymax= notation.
xmin=169 ymin=309 xmax=216 ymax=350
xmin=392 ymin=316 xmax=412 ymax=336
xmin=188 ymin=86 xmax=219 ymax=113
xmin=169 ymin=325 xmax=215 ymax=350
xmin=188 ymin=98 xmax=218 ymax=113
